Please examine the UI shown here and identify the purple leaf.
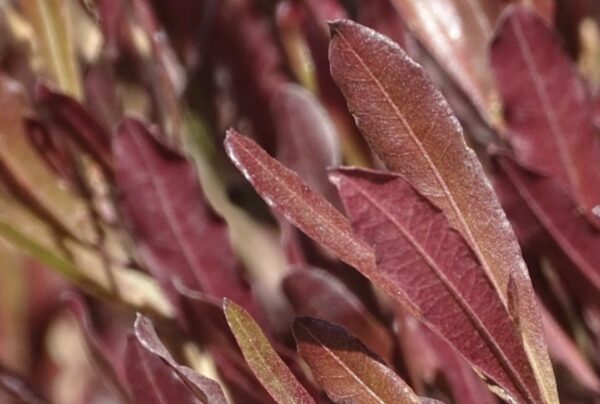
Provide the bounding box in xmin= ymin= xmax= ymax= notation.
xmin=132 ymin=315 xmax=229 ymax=404
xmin=493 ymin=154 xmax=600 ymax=301
xmin=36 ymin=84 xmax=113 ymax=176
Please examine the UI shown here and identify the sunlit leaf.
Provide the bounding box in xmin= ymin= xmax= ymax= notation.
xmin=223 ymin=299 xmax=315 ymax=404
xmin=293 ymin=317 xmax=421 ymax=404
xmin=328 ymin=20 xmax=556 ymax=403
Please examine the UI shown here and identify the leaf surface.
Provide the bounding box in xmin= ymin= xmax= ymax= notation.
xmin=293 ymin=317 xmax=420 ymax=404
xmin=132 ymin=315 xmax=229 ymax=404
xmin=390 ymin=0 xmax=502 ymax=116
xmin=223 ymin=299 xmax=315 ymax=404
xmin=115 ymin=119 xmax=257 ymax=315
xmin=328 ymin=20 xmax=556 ymax=403
xmin=330 ymin=167 xmax=541 ymax=404
xmin=274 ymin=84 xmax=340 ymax=204
xmin=224 ymin=130 xmax=374 ymax=275
xmin=493 ymin=155 xmax=600 ymax=297
xmin=283 ymin=268 xmax=393 ymax=362
xmin=491 ymin=6 xmax=600 ymax=228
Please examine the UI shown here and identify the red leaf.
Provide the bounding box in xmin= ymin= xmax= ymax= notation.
xmin=490 ymin=6 xmax=600 ymax=228
xmin=274 ymin=84 xmax=340 ymax=205
xmin=493 ymin=154 xmax=600 ymax=299
xmin=282 ymin=268 xmax=394 ymax=362
xmin=328 ymin=19 xmax=556 ymax=402
xmin=66 ymin=295 xmax=132 ymax=403
xmin=114 ymin=118 xmax=258 ymax=317
xmin=293 ymin=317 xmax=421 ymax=404
xmin=223 ymin=299 xmax=315 ymax=404
xmin=125 ymin=315 xmax=228 ymax=404
xmin=540 ymin=304 xmax=600 ymax=394
xmin=224 ymin=130 xmax=374 ymax=275
xmin=330 ymin=167 xmax=541 ymax=404
xmin=390 ymin=0 xmax=503 ymax=116
xmin=36 ymin=84 xmax=113 ymax=176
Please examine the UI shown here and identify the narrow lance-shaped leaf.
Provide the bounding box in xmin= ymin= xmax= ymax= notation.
xmin=125 ymin=317 xmax=225 ymax=404
xmin=330 ymin=167 xmax=541 ymax=404
xmin=390 ymin=0 xmax=502 ymax=117
xmin=328 ymin=20 xmax=556 ymax=403
xmin=283 ymin=268 xmax=394 ymax=363
xmin=274 ymin=84 xmax=340 ymax=204
xmin=293 ymin=317 xmax=421 ymax=404
xmin=115 ymin=118 xmax=258 ymax=317
xmin=223 ymin=299 xmax=315 ymax=404
xmin=493 ymin=154 xmax=600 ymax=298
xmin=36 ymin=84 xmax=113 ymax=176
xmin=19 ymin=0 xmax=82 ymax=98
xmin=66 ymin=295 xmax=133 ymax=403
xmin=132 ymin=315 xmax=229 ymax=404
xmin=224 ymin=130 xmax=375 ymax=276
xmin=490 ymin=6 xmax=600 ymax=228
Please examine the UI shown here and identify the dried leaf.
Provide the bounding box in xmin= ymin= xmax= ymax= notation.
xmin=223 ymin=299 xmax=315 ymax=404
xmin=328 ymin=20 xmax=556 ymax=403
xmin=293 ymin=317 xmax=420 ymax=404
xmin=115 ymin=118 xmax=258 ymax=316
xmin=491 ymin=6 xmax=600 ymax=228
xmin=282 ymin=268 xmax=394 ymax=363
xmin=330 ymin=167 xmax=541 ymax=403
xmin=19 ymin=0 xmax=82 ymax=98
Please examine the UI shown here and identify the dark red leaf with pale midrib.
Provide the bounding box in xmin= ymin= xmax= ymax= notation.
xmin=293 ymin=317 xmax=421 ymax=404
xmin=493 ymin=154 xmax=600 ymax=297
xmin=490 ymin=6 xmax=600 ymax=229
xmin=328 ymin=19 xmax=555 ymax=402
xmin=283 ymin=268 xmax=394 ymax=363
xmin=114 ymin=118 xmax=258 ymax=317
xmin=330 ymin=167 xmax=540 ymax=404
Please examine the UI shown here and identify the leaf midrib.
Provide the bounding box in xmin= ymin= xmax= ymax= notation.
xmin=345 ymin=178 xmax=535 ymax=404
